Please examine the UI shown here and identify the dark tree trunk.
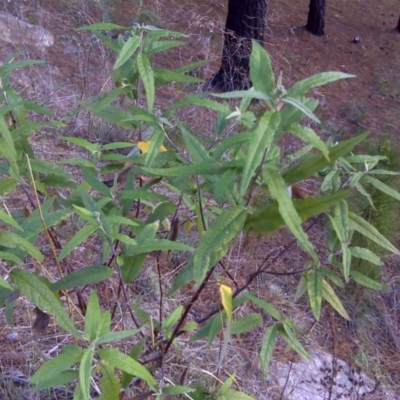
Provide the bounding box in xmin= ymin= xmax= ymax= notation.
xmin=306 ymin=0 xmax=325 ymax=36
xmin=210 ymin=0 xmax=267 ymax=91
xmin=397 ymin=15 xmax=400 ymax=32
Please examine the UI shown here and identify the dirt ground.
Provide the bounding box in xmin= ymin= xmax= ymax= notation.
xmin=0 ymin=0 xmax=400 ymax=399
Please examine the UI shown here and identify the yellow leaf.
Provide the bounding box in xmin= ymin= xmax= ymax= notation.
xmin=137 ymin=140 xmax=167 ymax=154
xmin=219 ymin=283 xmax=232 ymax=324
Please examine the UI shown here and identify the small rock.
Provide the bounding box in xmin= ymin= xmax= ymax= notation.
xmin=0 ymin=11 xmax=54 ymax=48
xmin=273 ymin=350 xmax=377 ymax=399
xmin=7 ymin=331 xmax=19 ymax=340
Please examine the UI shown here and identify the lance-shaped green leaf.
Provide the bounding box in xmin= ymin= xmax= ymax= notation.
xmin=170 ymin=243 xmax=228 ymax=293
xmin=153 ymin=67 xmax=202 ymax=83
xmin=163 ymin=386 xmax=196 ymax=395
xmin=30 ymin=159 xmax=74 ymax=180
xmin=58 ymin=224 xmax=98 ymax=262
xmin=259 ymin=325 xmax=278 ymax=378
xmin=144 ymin=40 xmax=187 ymax=55
xmin=354 ymin=182 xmax=375 ymax=208
xmin=321 ymin=170 xmax=340 ymax=192
xmin=231 ymin=313 xmax=262 ymax=335
xmin=1 ymin=58 xmax=45 ymax=73
xmin=362 ymin=175 xmax=400 ymax=202
xmin=190 ymin=313 xmax=224 ymax=344
xmin=30 ymin=346 xmax=84 ymax=386
xmin=0 ymin=209 xmax=23 ymax=231
xmin=123 ymin=238 xmax=192 ymax=256
xmin=143 ymin=26 xmax=187 ymax=39
xmin=178 ymin=120 xmax=209 ymax=163
xmin=245 ymin=191 xmax=350 ymax=233
xmin=99 ymin=311 xmax=111 ymax=338
xmin=335 ymin=201 xmax=349 ymax=243
xmin=90 ymin=88 xmax=125 ymax=112
xmin=212 ymin=88 xmax=272 ymax=102
xmin=0 ymin=231 xmax=43 ymax=262
xmin=320 ymin=267 xmax=344 ymax=288
xmin=191 ymin=206 xmax=247 ymax=283
xmin=249 ymin=39 xmax=274 ymax=94
xmin=0 ymin=177 xmax=16 ymax=195
xmin=120 ymin=337 xmax=147 ymax=388
xmin=288 ymin=124 xmax=329 ymax=160
xmin=10 ymin=269 xmax=81 ymax=338
xmin=137 ymin=53 xmax=155 ymax=111
xmin=0 ymin=117 xmax=18 ymax=176
xmin=240 ymin=111 xmax=280 ymax=196
xmin=348 ymin=212 xmax=398 ymax=254
xmin=350 ymin=270 xmax=390 ymax=291
xmin=33 ymin=371 xmax=79 ymax=392
xmin=212 ymin=132 xmax=251 ymax=161
xmin=79 ymin=348 xmax=94 ymax=400
xmin=104 ymin=215 xmax=139 ymax=228
xmin=162 ymin=305 xmax=184 ymax=332
xmin=9 ymin=201 xmax=72 ymax=245
xmin=113 ymin=35 xmax=141 ymax=69
xmin=342 ymin=246 xmax=351 ymax=282
xmin=99 ymin=360 xmax=120 ymax=400
xmin=294 ymin=274 xmax=308 ymax=302
xmin=283 ymin=132 xmax=369 ymax=185
xmin=60 ymin=135 xmax=101 ymax=153
xmin=145 ymin=201 xmax=176 ymax=225
xmin=81 ymin=165 xmax=112 ymax=198
xmin=120 ymin=189 xmax=168 ymax=202
xmin=287 ymin=71 xmax=355 ymax=98
xmin=164 ymin=93 xmax=229 ymax=116
xmin=282 ymin=97 xmax=320 ymax=123
xmin=276 ymin=99 xmax=319 ymax=139
xmin=120 ymin=222 xmax=157 ymax=283
xmin=72 ymin=382 xmax=85 ymax=400
xmin=349 ymin=247 xmax=383 ymax=266
xmin=98 ymin=348 xmax=157 ymax=391
xmin=307 ymin=269 xmax=323 ymax=321
xmin=322 ymin=279 xmax=350 ymax=320
xmin=192 ymin=295 xmax=249 ymax=344
xmin=142 ymin=159 xmax=243 ymax=178
xmin=144 ymin=129 xmax=165 ymax=168
xmin=84 ymin=291 xmax=101 ymax=342
xmin=279 ymin=321 xmax=310 ymax=360
xmin=245 ymin=294 xmax=282 ymax=320
xmin=78 ymin=22 xmax=127 ymax=31
xmin=97 ymin=328 xmax=142 ymax=345
xmin=79 ymin=103 xmax=138 ymax=129
xmin=51 ymin=265 xmax=113 ymax=292
xmin=264 ymin=168 xmax=318 ymax=262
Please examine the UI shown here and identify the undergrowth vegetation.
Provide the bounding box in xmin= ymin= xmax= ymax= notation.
xmin=0 ymin=21 xmax=399 ymax=399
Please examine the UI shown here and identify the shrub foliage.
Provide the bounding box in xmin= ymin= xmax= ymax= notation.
xmin=0 ymin=23 xmax=398 ymax=399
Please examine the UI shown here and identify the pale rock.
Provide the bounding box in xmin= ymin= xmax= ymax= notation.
xmin=0 ymin=11 xmax=53 ymax=48
xmin=274 ymin=350 xmax=378 ymax=399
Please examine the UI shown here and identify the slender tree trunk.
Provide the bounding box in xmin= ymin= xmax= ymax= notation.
xmin=210 ymin=0 xmax=267 ymax=91
xmin=397 ymin=15 xmax=400 ymax=32
xmin=306 ymin=0 xmax=325 ymax=36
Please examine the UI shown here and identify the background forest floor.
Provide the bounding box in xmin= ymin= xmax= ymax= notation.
xmin=0 ymin=0 xmax=400 ymax=399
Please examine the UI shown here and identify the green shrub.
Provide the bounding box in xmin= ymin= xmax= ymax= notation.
xmin=0 ymin=24 xmax=398 ymax=399
xmin=349 ymin=138 xmax=400 ymax=280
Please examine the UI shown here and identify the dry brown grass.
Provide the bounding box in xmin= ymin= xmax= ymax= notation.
xmin=1 ymin=0 xmax=400 ymax=399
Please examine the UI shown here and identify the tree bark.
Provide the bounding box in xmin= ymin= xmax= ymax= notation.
xmin=210 ymin=0 xmax=267 ymax=91
xmin=306 ymin=0 xmax=325 ymax=36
